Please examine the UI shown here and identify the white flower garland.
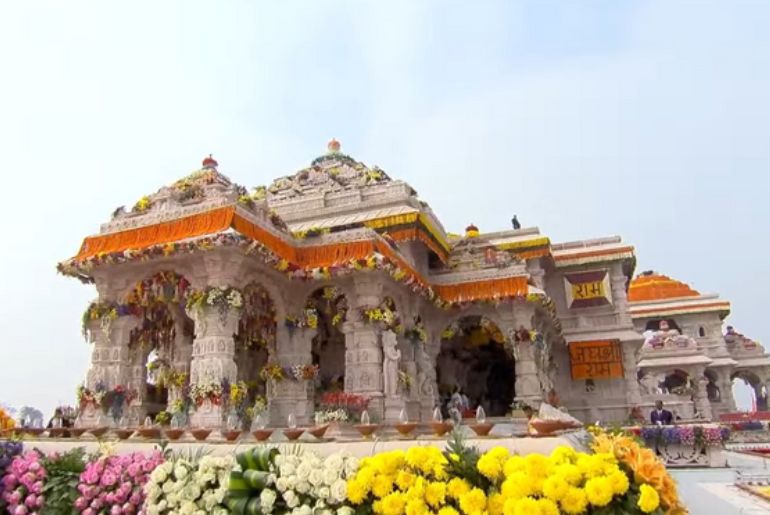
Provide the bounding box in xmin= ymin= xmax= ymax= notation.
xmin=143 ymin=455 xmax=234 ymax=515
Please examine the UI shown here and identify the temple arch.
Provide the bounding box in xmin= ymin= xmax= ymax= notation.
xmin=436 ymin=315 xmax=515 ymax=417
xmin=305 ymin=286 xmax=349 ymax=397
xmin=732 ymin=370 xmax=766 ymax=411
xmin=234 ymin=282 xmax=277 ymax=413
xmin=122 ymin=271 xmax=194 ymax=422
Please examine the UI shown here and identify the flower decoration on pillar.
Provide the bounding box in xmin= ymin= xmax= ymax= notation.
xmin=284 ymin=308 xmax=319 ymax=332
xmin=98 ymin=384 xmax=137 ymax=422
xmin=186 ymin=286 xmax=243 ymax=314
xmin=360 ymin=297 xmax=402 ymax=333
xmin=404 ymin=317 xmax=427 ymax=343
xmin=190 ymin=380 xmax=224 ymax=408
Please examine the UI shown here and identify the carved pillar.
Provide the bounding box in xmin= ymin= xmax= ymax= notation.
xmin=717 ymin=369 xmax=736 ymax=413
xmin=622 ymin=339 xmax=643 ymax=407
xmin=268 ymin=325 xmax=315 ymax=426
xmin=187 ymin=306 xmax=239 ymax=428
xmin=82 ymin=316 xmax=140 ymax=426
xmin=509 ymin=303 xmax=541 ymax=407
xmin=167 ymin=314 xmax=193 ymax=408
xmin=344 ymin=275 xmax=385 ymax=421
xmin=692 ymin=366 xmax=713 ymax=421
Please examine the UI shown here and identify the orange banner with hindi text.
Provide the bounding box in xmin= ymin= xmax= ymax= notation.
xmin=569 ymin=340 xmax=624 ymax=380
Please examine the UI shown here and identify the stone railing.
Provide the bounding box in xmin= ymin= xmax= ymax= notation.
xmin=626 ymin=424 xmax=730 ymax=467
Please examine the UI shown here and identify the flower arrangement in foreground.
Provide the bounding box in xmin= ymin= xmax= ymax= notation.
xmin=143 ymin=454 xmax=234 ymax=515
xmin=640 ymin=424 xmax=729 ymax=449
xmin=75 ymin=450 xmax=164 ymax=513
xmin=2 ymin=450 xmax=46 ymax=513
xmin=345 ymin=429 xmax=686 ymax=515
xmin=227 ymin=446 xmax=358 ymax=515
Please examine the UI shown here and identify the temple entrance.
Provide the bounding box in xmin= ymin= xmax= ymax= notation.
xmin=732 ymin=370 xmax=767 ymax=411
xmin=306 ymin=287 xmax=348 ymax=399
xmin=436 ymin=316 xmax=515 ymax=417
xmin=125 ymin=271 xmax=194 ymax=422
xmin=234 ymin=283 xmax=276 ymax=418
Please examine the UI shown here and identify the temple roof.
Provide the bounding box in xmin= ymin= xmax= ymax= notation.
xmin=628 ymin=271 xmax=730 ymax=319
xmin=628 ymin=272 xmax=700 ymax=302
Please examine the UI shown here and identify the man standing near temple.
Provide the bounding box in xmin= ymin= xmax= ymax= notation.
xmin=650 ymin=400 xmax=673 ymax=425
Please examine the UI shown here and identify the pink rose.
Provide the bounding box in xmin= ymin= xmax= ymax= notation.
xmin=141 ymin=460 xmax=155 ymax=473
xmin=10 ymin=490 xmax=22 ymax=504
xmin=13 ymin=505 xmax=28 ymax=515
xmin=74 ymin=497 xmax=88 ymax=510
xmin=127 ymin=463 xmax=140 ymax=478
xmin=110 ymin=506 xmax=122 ymax=515
xmin=129 ymin=492 xmax=142 ymax=505
xmin=28 ymin=462 xmax=40 ymax=473
xmin=123 ymin=502 xmax=136 ymax=513
xmin=83 ymin=509 xmax=95 ymax=515
xmin=3 ymin=474 xmax=18 ymax=488
xmin=91 ymin=497 xmax=103 ymax=510
xmin=24 ymin=494 xmax=36 ymax=507
xmin=31 ymin=481 xmax=43 ymax=495
xmin=101 ymin=472 xmax=117 ymax=487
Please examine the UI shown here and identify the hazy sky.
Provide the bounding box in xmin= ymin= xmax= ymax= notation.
xmin=1 ymin=1 xmax=768 ymax=417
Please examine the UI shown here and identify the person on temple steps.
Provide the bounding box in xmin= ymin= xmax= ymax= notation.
xmin=650 ymin=400 xmax=673 ymax=425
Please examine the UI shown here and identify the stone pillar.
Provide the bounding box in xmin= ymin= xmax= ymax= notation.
xmin=82 ymin=316 xmax=140 ymax=426
xmin=168 ymin=314 xmax=193 ymax=409
xmin=509 ymin=303 xmax=541 ymax=407
xmin=717 ymin=369 xmax=736 ymax=413
xmin=268 ymin=325 xmax=315 ymax=426
xmin=344 ymin=275 xmax=385 ymax=421
xmin=416 ymin=337 xmax=440 ymax=421
xmin=622 ymin=339 xmax=643 ymax=407
xmin=692 ymin=366 xmax=713 ymax=421
xmin=187 ymin=306 xmax=239 ymax=428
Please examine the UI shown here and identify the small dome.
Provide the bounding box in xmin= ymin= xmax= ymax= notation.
xmin=202 ymin=154 xmax=218 ymax=168
xmin=327 ymin=138 xmax=341 ymax=153
xmin=628 ymin=272 xmax=700 ymax=302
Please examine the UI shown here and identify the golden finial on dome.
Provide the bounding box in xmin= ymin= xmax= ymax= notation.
xmin=202 ymin=154 xmax=218 ymax=169
xmin=327 ymin=138 xmax=341 ymax=153
xmin=465 ymin=224 xmax=480 ymax=238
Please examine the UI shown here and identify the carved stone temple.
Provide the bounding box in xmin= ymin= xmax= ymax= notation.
xmin=59 ymin=141 xmax=770 ymax=427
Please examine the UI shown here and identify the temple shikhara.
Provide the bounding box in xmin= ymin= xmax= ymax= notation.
xmin=58 ymin=140 xmax=770 ymax=428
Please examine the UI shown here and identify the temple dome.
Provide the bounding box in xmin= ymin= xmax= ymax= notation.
xmin=628 ymin=272 xmax=700 ymax=302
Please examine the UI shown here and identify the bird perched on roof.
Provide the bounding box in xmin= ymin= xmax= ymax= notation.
xmin=512 ymin=215 xmax=521 ymax=230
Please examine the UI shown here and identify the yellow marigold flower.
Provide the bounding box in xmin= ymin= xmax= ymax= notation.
xmin=478 ymin=452 xmax=505 ymax=482
xmin=396 ymin=470 xmax=416 ymax=491
xmin=487 ymin=446 xmax=511 ymax=461
xmin=437 ymin=508 xmax=460 ymax=515
xmin=372 ymin=474 xmax=394 ymax=498
xmin=380 ymin=492 xmax=407 ymax=515
xmin=512 ymin=496 xmax=539 ymax=515
xmin=487 ymin=492 xmax=505 ymax=515
xmin=447 ymin=477 xmax=471 ymax=500
xmin=503 ymin=455 xmax=525 ymax=476
xmin=501 ymin=472 xmax=533 ymax=500
xmin=433 ymin=463 xmax=449 ymax=480
xmin=577 ymin=454 xmax=605 ymax=479
xmin=537 ymin=498 xmax=560 ymax=515
xmin=560 ymin=486 xmax=588 ymax=515
xmin=347 ymin=478 xmax=368 ymax=504
xmin=524 ymin=453 xmax=552 ymax=478
xmin=459 ymin=487 xmax=487 ymax=515
xmin=608 ymin=470 xmax=630 ymax=495
xmin=372 ymin=500 xmax=382 ymax=513
xmin=406 ymin=477 xmax=426 ymax=501
xmin=425 ymin=481 xmax=447 ymax=508
xmin=357 ymin=466 xmax=376 ymax=485
xmin=585 ymin=476 xmax=613 ymax=507
xmin=542 ymin=474 xmax=570 ymax=501
xmin=405 ymin=498 xmax=429 ymax=515
xmin=554 ymin=463 xmax=583 ymax=486
xmin=638 ymin=484 xmax=660 ymax=513
xmin=550 ymin=446 xmax=577 ymax=465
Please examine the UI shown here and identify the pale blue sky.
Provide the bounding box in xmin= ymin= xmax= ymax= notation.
xmin=1 ymin=1 xmax=768 ymax=417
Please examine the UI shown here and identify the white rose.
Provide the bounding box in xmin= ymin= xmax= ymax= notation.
xmin=260 ymin=488 xmax=277 ymax=511
xmin=330 ymin=479 xmax=347 ymax=504
xmin=162 ymin=481 xmax=175 ymax=494
xmin=284 ymin=490 xmax=299 ymax=508
xmin=174 ymin=464 xmax=189 ymax=480
xmin=275 ymin=477 xmax=289 ymax=492
xmin=317 ymin=510 xmax=333 ymax=515
xmin=322 ymin=468 xmax=339 ymax=486
xmin=156 ymin=500 xmax=167 ymax=511
xmin=286 ymin=476 xmax=297 ymax=490
xmin=308 ymin=469 xmax=324 ymax=486
xmin=184 ymin=484 xmax=202 ymax=501
xmin=296 ymin=462 xmax=312 ymax=480
xmin=317 ymin=486 xmax=330 ymax=500
xmin=325 ymin=454 xmax=343 ymax=472
xmin=337 ymin=507 xmax=355 ymax=515
xmin=280 ymin=462 xmax=296 ymax=477
xmin=344 ymin=457 xmax=360 ymax=477
xmin=296 ymin=480 xmax=311 ymax=494
xmin=297 ymin=505 xmax=312 ymax=515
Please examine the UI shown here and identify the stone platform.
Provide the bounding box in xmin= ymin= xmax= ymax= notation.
xmin=17 ymin=431 xmax=576 ymax=458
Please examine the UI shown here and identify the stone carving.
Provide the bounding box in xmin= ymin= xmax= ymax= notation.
xmin=639 ymin=372 xmax=665 ymax=396
xmin=382 ymin=331 xmax=401 ymax=398
xmin=416 ymin=344 xmax=437 ymax=400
